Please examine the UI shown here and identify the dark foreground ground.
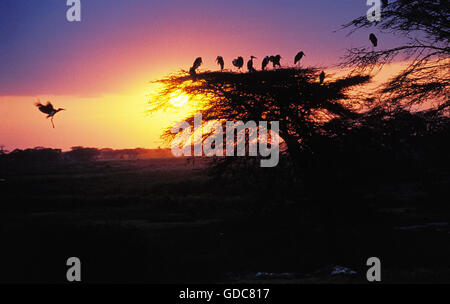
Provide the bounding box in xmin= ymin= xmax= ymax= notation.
xmin=0 ymin=158 xmax=449 ymax=283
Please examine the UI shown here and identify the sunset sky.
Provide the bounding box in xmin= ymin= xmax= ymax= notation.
xmin=0 ymin=0 xmax=403 ymax=151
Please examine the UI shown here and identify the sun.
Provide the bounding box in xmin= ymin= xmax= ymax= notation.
xmin=169 ymin=92 xmax=190 ymax=107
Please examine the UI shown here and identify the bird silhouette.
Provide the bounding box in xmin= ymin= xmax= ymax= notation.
xmin=192 ymin=57 xmax=203 ymax=70
xmin=262 ymin=56 xmax=270 ymax=70
xmin=247 ymin=56 xmax=257 ymax=73
xmin=369 ymin=33 xmax=378 ymax=47
xmin=270 ymin=55 xmax=282 ymax=69
xmin=216 ymin=56 xmax=224 ymax=71
xmin=189 ymin=66 xmax=198 ymax=80
xmin=319 ymin=71 xmax=325 ymax=85
xmin=232 ymin=56 xmax=244 ymax=71
xmin=35 ymin=100 xmax=65 ymax=129
xmin=294 ymin=51 xmax=306 ymax=66
xmin=189 ymin=57 xmax=203 ymax=80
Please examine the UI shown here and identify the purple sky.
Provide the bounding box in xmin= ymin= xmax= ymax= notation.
xmin=0 ymin=0 xmax=400 ymax=97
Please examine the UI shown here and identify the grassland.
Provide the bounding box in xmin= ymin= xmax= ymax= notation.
xmin=0 ymin=158 xmax=449 ymax=283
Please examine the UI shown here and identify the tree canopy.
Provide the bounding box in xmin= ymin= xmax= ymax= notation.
xmin=152 ymin=68 xmax=371 ymax=167
xmin=342 ymin=0 xmax=449 ymax=112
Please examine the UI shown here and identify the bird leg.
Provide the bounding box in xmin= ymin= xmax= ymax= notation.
xmin=51 ymin=117 xmax=55 ymax=129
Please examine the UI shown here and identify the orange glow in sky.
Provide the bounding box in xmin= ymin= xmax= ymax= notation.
xmin=0 ymin=84 xmax=198 ymax=151
xmin=0 ymin=63 xmax=406 ymax=151
xmin=0 ymin=1 xmax=408 ymax=151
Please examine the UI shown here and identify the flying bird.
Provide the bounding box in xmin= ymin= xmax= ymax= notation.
xmin=294 ymin=51 xmax=306 ymax=66
xmin=35 ymin=100 xmax=65 ymax=129
xmin=232 ymin=56 xmax=244 ymax=70
xmin=369 ymin=33 xmax=378 ymax=47
xmin=216 ymin=56 xmax=224 ymax=71
xmin=247 ymin=56 xmax=257 ymax=73
xmin=262 ymin=56 xmax=270 ymax=70
xmin=270 ymin=55 xmax=282 ymax=69
xmin=319 ymin=71 xmax=325 ymax=85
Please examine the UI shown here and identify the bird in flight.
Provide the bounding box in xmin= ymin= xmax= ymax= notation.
xmin=294 ymin=51 xmax=306 ymax=66
xmin=369 ymin=33 xmax=378 ymax=47
xmin=232 ymin=56 xmax=244 ymax=71
xmin=35 ymin=100 xmax=65 ymax=129
xmin=216 ymin=56 xmax=224 ymax=71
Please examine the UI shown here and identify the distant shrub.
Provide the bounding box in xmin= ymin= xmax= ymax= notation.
xmin=3 ymin=147 xmax=62 ymax=162
xmin=65 ymin=146 xmax=100 ymax=162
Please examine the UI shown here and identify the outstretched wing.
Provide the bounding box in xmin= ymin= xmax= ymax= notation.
xmin=45 ymin=102 xmax=55 ymax=111
xmin=35 ymin=101 xmax=55 ymax=114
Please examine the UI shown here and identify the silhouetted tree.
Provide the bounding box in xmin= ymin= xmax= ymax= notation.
xmin=342 ymin=0 xmax=449 ymax=112
xmin=151 ymin=68 xmax=371 ymax=174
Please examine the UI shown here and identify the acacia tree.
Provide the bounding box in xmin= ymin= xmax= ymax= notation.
xmin=151 ymin=68 xmax=371 ymax=174
xmin=342 ymin=0 xmax=449 ymax=112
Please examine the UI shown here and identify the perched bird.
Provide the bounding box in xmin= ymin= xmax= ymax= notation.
xmin=35 ymin=100 xmax=65 ymax=129
xmin=270 ymin=55 xmax=282 ymax=69
xmin=189 ymin=57 xmax=203 ymax=80
xmin=247 ymin=56 xmax=257 ymax=73
xmin=192 ymin=57 xmax=203 ymax=70
xmin=262 ymin=56 xmax=270 ymax=70
xmin=216 ymin=56 xmax=224 ymax=71
xmin=189 ymin=66 xmax=197 ymax=80
xmin=294 ymin=51 xmax=306 ymax=66
xmin=319 ymin=71 xmax=325 ymax=85
xmin=232 ymin=56 xmax=244 ymax=70
xmin=369 ymin=33 xmax=378 ymax=47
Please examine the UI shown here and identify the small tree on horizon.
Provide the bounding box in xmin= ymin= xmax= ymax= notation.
xmin=66 ymin=146 xmax=100 ymax=162
xmin=0 ymin=145 xmax=7 ymax=155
